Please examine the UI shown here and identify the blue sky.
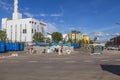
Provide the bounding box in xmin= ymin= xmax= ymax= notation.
xmin=0 ymin=0 xmax=120 ymax=40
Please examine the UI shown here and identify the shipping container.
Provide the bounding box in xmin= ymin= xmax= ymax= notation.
xmin=72 ymin=43 xmax=79 ymax=49
xmin=19 ymin=43 xmax=24 ymax=51
xmin=6 ymin=43 xmax=19 ymax=51
xmin=0 ymin=41 xmax=5 ymax=53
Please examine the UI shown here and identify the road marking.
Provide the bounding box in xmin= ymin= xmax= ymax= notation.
xmin=65 ymin=60 xmax=76 ymax=63
xmin=84 ymin=60 xmax=93 ymax=62
xmin=10 ymin=61 xmax=21 ymax=63
xmin=100 ymin=60 xmax=109 ymax=62
xmin=0 ymin=56 xmax=14 ymax=59
xmin=28 ymin=61 xmax=38 ymax=63
xmin=49 ymin=58 xmax=72 ymax=60
xmin=44 ymin=66 xmax=54 ymax=69
xmin=115 ymin=59 xmax=120 ymax=61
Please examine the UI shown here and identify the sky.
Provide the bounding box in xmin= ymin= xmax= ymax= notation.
xmin=0 ymin=0 xmax=120 ymax=40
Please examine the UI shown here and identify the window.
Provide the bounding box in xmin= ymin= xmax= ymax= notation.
xmin=41 ymin=27 xmax=44 ymax=33
xmin=23 ymin=29 xmax=27 ymax=34
xmin=32 ymin=29 xmax=34 ymax=33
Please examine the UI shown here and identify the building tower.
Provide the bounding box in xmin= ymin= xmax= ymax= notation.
xmin=14 ymin=0 xmax=18 ymax=13
xmin=12 ymin=0 xmax=22 ymax=19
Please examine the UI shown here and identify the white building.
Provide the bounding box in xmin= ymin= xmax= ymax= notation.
xmin=1 ymin=0 xmax=47 ymax=42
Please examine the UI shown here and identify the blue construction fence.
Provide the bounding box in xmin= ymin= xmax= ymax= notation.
xmin=0 ymin=41 xmax=24 ymax=53
xmin=30 ymin=43 xmax=79 ymax=49
xmin=49 ymin=43 xmax=79 ymax=49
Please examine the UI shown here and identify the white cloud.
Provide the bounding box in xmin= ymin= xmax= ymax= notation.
xmin=24 ymin=12 xmax=34 ymax=18
xmin=47 ymin=23 xmax=58 ymax=33
xmin=40 ymin=14 xmax=46 ymax=17
xmin=90 ymin=32 xmax=120 ymax=37
xmin=91 ymin=32 xmax=107 ymax=37
xmin=111 ymin=33 xmax=120 ymax=36
xmin=68 ymin=26 xmax=86 ymax=32
xmin=59 ymin=20 xmax=64 ymax=23
xmin=90 ymin=25 xmax=120 ymax=33
xmin=25 ymin=7 xmax=29 ymax=11
xmin=68 ymin=27 xmax=75 ymax=30
xmin=51 ymin=13 xmax=62 ymax=17
xmin=0 ymin=0 xmax=13 ymax=11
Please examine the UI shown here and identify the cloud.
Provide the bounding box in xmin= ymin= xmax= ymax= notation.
xmin=0 ymin=0 xmax=13 ymax=11
xmin=59 ymin=20 xmax=64 ymax=23
xmin=87 ymin=25 xmax=120 ymax=35
xmin=24 ymin=12 xmax=63 ymax=18
xmin=25 ymin=7 xmax=29 ymax=11
xmin=51 ymin=13 xmax=62 ymax=17
xmin=96 ymin=26 xmax=120 ymax=32
xmin=90 ymin=32 xmax=120 ymax=37
xmin=111 ymin=33 xmax=120 ymax=36
xmin=50 ymin=6 xmax=64 ymax=17
xmin=90 ymin=32 xmax=108 ymax=37
xmin=68 ymin=26 xmax=86 ymax=32
xmin=24 ymin=12 xmax=34 ymax=18
xmin=40 ymin=14 xmax=47 ymax=17
xmin=47 ymin=23 xmax=58 ymax=33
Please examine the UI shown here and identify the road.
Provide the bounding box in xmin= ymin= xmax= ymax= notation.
xmin=0 ymin=50 xmax=120 ymax=80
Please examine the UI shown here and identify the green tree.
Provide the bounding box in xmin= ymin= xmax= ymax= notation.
xmin=68 ymin=38 xmax=73 ymax=44
xmin=93 ymin=37 xmax=97 ymax=42
xmin=105 ymin=41 xmax=112 ymax=47
xmin=46 ymin=38 xmax=51 ymax=43
xmin=52 ymin=32 xmax=63 ymax=42
xmin=33 ymin=32 xmax=44 ymax=42
xmin=0 ymin=30 xmax=7 ymax=41
xmin=90 ymin=40 xmax=94 ymax=44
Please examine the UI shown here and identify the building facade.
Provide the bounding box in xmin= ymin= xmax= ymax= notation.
xmin=110 ymin=36 xmax=120 ymax=46
xmin=68 ymin=31 xmax=83 ymax=43
xmin=83 ymin=35 xmax=90 ymax=44
xmin=1 ymin=0 xmax=47 ymax=42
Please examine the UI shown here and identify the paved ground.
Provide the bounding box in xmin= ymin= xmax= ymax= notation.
xmin=0 ymin=49 xmax=120 ymax=80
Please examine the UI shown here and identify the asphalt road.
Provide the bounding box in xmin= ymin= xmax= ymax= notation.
xmin=0 ymin=50 xmax=120 ymax=80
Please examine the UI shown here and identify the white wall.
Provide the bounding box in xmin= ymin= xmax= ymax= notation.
xmin=2 ymin=18 xmax=47 ymax=42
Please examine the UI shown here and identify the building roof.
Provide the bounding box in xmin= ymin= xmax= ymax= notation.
xmin=71 ymin=30 xmax=81 ymax=33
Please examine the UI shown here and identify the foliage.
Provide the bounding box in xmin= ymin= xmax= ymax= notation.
xmin=105 ymin=41 xmax=113 ymax=47
xmin=33 ymin=32 xmax=44 ymax=42
xmin=46 ymin=38 xmax=51 ymax=43
xmin=68 ymin=38 xmax=73 ymax=44
xmin=93 ymin=37 xmax=97 ymax=42
xmin=90 ymin=40 xmax=94 ymax=44
xmin=0 ymin=30 xmax=7 ymax=41
xmin=52 ymin=32 xmax=63 ymax=42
